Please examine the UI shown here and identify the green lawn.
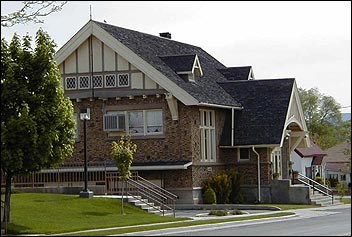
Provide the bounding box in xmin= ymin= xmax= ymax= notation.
xmin=3 ymin=193 xmax=185 ymax=235
xmin=2 ymin=193 xmax=326 ymax=235
xmin=257 ymin=203 xmax=321 ymax=210
xmin=340 ymin=198 xmax=351 ymax=204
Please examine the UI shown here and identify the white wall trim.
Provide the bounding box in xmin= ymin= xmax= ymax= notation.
xmin=55 ymin=21 xmax=199 ymax=106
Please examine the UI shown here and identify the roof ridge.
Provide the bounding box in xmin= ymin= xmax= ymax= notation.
xmin=218 ymin=78 xmax=295 ymax=84
xmin=92 ymin=20 xmax=202 ymax=49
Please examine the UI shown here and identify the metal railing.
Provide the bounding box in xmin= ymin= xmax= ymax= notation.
xmin=297 ymin=172 xmax=334 ymax=205
xmin=105 ymin=172 xmax=177 ymax=217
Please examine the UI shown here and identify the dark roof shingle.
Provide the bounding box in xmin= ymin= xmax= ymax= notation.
xmin=93 ymin=20 xmax=241 ymax=107
xmin=219 ymin=79 xmax=295 ymax=146
xmin=218 ymin=66 xmax=252 ymax=81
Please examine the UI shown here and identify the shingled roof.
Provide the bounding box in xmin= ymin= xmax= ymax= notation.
xmin=219 ymin=79 xmax=295 ymax=146
xmin=159 ymin=54 xmax=196 ymax=73
xmin=218 ymin=66 xmax=252 ymax=81
xmin=93 ymin=20 xmax=241 ymax=107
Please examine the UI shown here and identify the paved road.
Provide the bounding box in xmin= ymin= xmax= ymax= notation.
xmin=117 ymin=205 xmax=351 ymax=236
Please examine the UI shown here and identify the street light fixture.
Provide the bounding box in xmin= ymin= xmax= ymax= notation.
xmin=79 ymin=108 xmax=94 ymax=198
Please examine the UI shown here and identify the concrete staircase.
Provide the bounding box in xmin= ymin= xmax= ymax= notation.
xmin=127 ymin=196 xmax=172 ymax=216
xmin=310 ymin=190 xmax=343 ymax=206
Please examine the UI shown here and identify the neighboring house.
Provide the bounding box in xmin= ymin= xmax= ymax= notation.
xmin=292 ymin=142 xmax=326 ymax=180
xmin=323 ymin=142 xmax=351 ymax=189
xmin=51 ymin=20 xmax=311 ymax=204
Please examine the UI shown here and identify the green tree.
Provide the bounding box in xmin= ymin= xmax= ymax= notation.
xmin=1 ymin=30 xmax=75 ymax=223
xmin=1 ymin=1 xmax=67 ymax=27
xmin=111 ymin=136 xmax=137 ymax=214
xmin=299 ymin=87 xmax=344 ymax=149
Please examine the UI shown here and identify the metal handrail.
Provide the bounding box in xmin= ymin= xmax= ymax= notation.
xmin=126 ymin=178 xmax=175 ymax=216
xmin=297 ymin=172 xmax=334 ymax=204
xmin=131 ymin=174 xmax=178 ymax=200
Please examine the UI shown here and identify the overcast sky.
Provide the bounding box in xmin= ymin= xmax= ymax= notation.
xmin=1 ymin=1 xmax=351 ymax=113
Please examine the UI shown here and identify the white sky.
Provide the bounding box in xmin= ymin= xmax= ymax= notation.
xmin=1 ymin=1 xmax=351 ymax=113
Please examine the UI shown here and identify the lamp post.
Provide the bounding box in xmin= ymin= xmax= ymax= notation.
xmin=79 ymin=108 xmax=93 ymax=198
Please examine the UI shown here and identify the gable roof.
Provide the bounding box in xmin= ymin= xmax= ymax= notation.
xmin=218 ymin=66 xmax=253 ymax=81
xmin=219 ymin=78 xmax=295 ymax=146
xmin=323 ymin=142 xmax=351 ymax=163
xmin=295 ymin=142 xmax=326 ymax=158
xmin=91 ymin=20 xmax=241 ymax=107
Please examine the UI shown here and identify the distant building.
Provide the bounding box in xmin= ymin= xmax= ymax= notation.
xmin=323 ymin=142 xmax=351 ymax=190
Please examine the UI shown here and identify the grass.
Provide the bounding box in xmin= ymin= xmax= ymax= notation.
xmin=63 ymin=212 xmax=294 ymax=236
xmin=3 ymin=193 xmax=185 ymax=235
xmin=340 ymin=198 xmax=351 ymax=204
xmin=257 ymin=203 xmax=321 ymax=210
xmin=2 ymin=193 xmax=328 ymax=235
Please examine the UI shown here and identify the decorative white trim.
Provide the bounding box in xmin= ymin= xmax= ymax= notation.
xmin=165 ymin=93 xmax=179 ymax=121
xmin=131 ymin=162 xmax=192 ymax=171
xmin=65 ymin=76 xmax=77 ymax=90
xmin=192 ymin=54 xmax=203 ymax=77
xmin=55 ymin=21 xmax=199 ymax=106
xmin=104 ymin=74 xmax=116 ymax=88
xmin=280 ymin=81 xmax=310 ymax=148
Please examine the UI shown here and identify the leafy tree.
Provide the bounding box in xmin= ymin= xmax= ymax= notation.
xmin=1 ymin=1 xmax=67 ymax=27
xmin=1 ymin=30 xmax=75 ymax=223
xmin=111 ymin=136 xmax=137 ymax=214
xmin=299 ymin=87 xmax=345 ymax=149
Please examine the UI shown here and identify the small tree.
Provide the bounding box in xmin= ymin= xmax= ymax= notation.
xmin=111 ymin=136 xmax=137 ymax=214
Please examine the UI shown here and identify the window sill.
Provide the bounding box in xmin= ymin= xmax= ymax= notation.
xmin=105 ymin=134 xmax=166 ymax=141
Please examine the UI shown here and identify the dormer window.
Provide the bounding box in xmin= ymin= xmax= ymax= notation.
xmin=159 ymin=54 xmax=203 ymax=82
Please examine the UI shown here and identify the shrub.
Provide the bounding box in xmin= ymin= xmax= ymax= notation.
xmin=336 ymin=182 xmax=346 ymax=199
xmin=209 ymin=210 xmax=228 ymax=216
xmin=203 ymin=187 xmax=217 ymax=204
xmin=202 ymin=168 xmax=244 ymax=204
xmin=230 ymin=209 xmax=243 ymax=215
xmin=228 ymin=168 xmax=244 ymax=204
xmin=314 ymin=176 xmax=324 ymax=185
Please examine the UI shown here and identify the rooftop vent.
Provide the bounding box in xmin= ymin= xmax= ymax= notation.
xmin=159 ymin=32 xmax=171 ymax=39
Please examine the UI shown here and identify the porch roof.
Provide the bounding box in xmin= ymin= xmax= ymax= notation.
xmin=130 ymin=160 xmax=192 ymax=171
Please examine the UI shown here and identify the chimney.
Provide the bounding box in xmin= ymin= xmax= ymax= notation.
xmin=159 ymin=32 xmax=171 ymax=39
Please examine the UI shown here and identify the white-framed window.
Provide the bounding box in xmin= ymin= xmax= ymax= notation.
xmin=105 ymin=74 xmax=116 ymax=88
xmin=117 ymin=73 xmax=130 ymax=87
xmin=103 ymin=109 xmax=163 ymax=136
xmin=92 ymin=75 xmax=103 ymax=88
xmin=146 ymin=110 xmax=163 ymax=134
xmin=78 ymin=76 xmax=90 ymax=89
xmin=238 ymin=148 xmax=251 ymax=161
xmin=103 ymin=112 xmax=126 ymax=131
xmin=128 ymin=111 xmax=144 ymax=134
xmin=200 ymin=109 xmax=216 ymax=162
xmin=65 ymin=76 xmax=77 ymax=90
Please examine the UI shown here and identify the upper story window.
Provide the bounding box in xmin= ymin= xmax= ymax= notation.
xmin=200 ymin=109 xmax=216 ymax=162
xmin=238 ymin=148 xmax=251 ymax=161
xmin=103 ymin=109 xmax=163 ymax=136
xmin=78 ymin=76 xmax=90 ymax=89
xmin=118 ymin=73 xmax=130 ymax=87
xmin=92 ymin=75 xmax=103 ymax=88
xmin=65 ymin=76 xmax=77 ymax=90
xmin=105 ymin=74 xmax=116 ymax=88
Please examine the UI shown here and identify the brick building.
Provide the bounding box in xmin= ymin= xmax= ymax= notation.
xmin=54 ymin=20 xmax=311 ymax=204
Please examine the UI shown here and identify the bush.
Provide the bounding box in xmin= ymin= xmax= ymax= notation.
xmin=203 ymin=187 xmax=217 ymax=204
xmin=336 ymin=182 xmax=346 ymax=199
xmin=230 ymin=209 xmax=243 ymax=215
xmin=228 ymin=168 xmax=244 ymax=204
xmin=314 ymin=176 xmax=324 ymax=185
xmin=209 ymin=210 xmax=228 ymax=216
xmin=202 ymin=168 xmax=243 ymax=204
